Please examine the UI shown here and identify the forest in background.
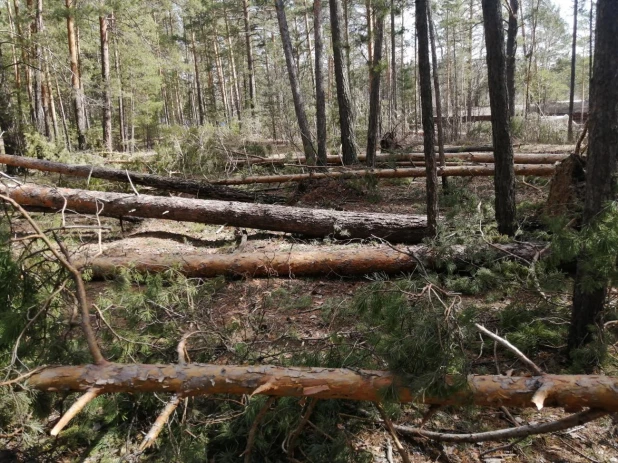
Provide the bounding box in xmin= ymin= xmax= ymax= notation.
xmin=1 ymin=0 xmax=618 ymax=462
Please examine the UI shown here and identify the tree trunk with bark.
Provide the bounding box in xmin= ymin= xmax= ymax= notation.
xmin=99 ymin=14 xmax=112 ymax=151
xmin=569 ymin=0 xmax=618 ymax=353
xmin=506 ymin=0 xmax=519 ymax=118
xmin=66 ymin=0 xmax=87 ymax=150
xmin=366 ymin=7 xmax=385 ymax=167
xmin=481 ymin=0 xmax=516 ymax=236
xmin=26 ymin=363 xmax=618 ymax=412
xmin=428 ymin=0 xmax=447 ymax=188
xmin=275 ymin=0 xmax=317 ymax=164
xmin=415 ymin=0 xmax=438 ymax=236
xmin=329 ymin=0 xmax=359 ymax=164
xmin=80 ymin=242 xmax=546 ymax=280
xmin=0 ymin=183 xmax=428 ymax=243
xmin=0 ymin=154 xmax=284 ymax=203
xmin=567 ymin=0 xmax=578 ymax=142
xmin=314 ymin=0 xmax=328 ymax=166
xmin=242 ymin=0 xmax=256 ymax=114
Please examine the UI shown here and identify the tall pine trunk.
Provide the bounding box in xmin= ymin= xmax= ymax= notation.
xmin=241 ymin=0 xmax=256 ymax=114
xmin=481 ymin=0 xmax=516 ymax=236
xmin=314 ymin=0 xmax=327 ymax=166
xmin=569 ymin=0 xmax=618 ymax=354
xmin=428 ymin=0 xmax=446 ymax=189
xmin=329 ymin=0 xmax=359 ymax=164
xmin=99 ymin=13 xmax=112 ymax=151
xmin=415 ymin=0 xmax=438 ymax=236
xmin=366 ymin=6 xmax=385 ymax=167
xmin=275 ymin=0 xmax=316 ymax=163
xmin=567 ymin=0 xmax=578 ymax=142
xmin=66 ymin=0 xmax=87 ymax=150
xmin=506 ymin=0 xmax=519 ymax=118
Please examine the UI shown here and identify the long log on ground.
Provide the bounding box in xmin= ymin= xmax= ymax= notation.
xmin=78 ymin=243 xmax=544 ymax=280
xmin=212 ymin=164 xmax=556 ymax=185
xmin=0 ymin=154 xmax=284 ymax=204
xmin=0 ymin=183 xmax=427 ymax=242
xmin=233 ymin=153 xmax=567 ymax=166
xmin=26 ymin=363 xmax=618 ymax=412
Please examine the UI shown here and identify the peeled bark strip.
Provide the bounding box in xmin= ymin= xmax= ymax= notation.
xmin=27 ymin=363 xmax=618 ymax=412
xmin=0 ymin=154 xmax=283 ymax=203
xmin=79 ymin=243 xmax=543 ymax=280
xmin=0 ymin=183 xmax=427 ymax=243
xmin=212 ymin=165 xmax=556 ymax=185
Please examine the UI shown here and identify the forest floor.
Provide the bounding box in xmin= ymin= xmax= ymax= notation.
xmin=5 ymin=143 xmax=618 ymax=463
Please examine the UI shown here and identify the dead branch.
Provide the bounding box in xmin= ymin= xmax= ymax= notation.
xmin=242 ymin=397 xmax=276 ymax=463
xmin=475 ymin=324 xmax=545 ymax=376
xmin=139 ymin=394 xmax=182 ymax=451
xmin=50 ymin=388 xmax=102 ymax=436
xmin=392 ymin=408 xmax=607 ymax=443
xmin=286 ymin=398 xmax=318 ymax=459
xmin=375 ymin=403 xmax=411 ymax=463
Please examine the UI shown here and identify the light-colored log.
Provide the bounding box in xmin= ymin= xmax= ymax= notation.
xmin=212 ymin=165 xmax=556 ymax=185
xmin=27 ymin=363 xmax=618 ymax=412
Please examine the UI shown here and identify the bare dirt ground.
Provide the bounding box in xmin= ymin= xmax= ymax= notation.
xmin=6 ymin=143 xmax=618 ymax=463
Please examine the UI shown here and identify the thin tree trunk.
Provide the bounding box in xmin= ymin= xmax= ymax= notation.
xmin=567 ymin=0 xmax=578 ymax=142
xmin=366 ymin=6 xmax=385 ymax=167
xmin=314 ymin=0 xmax=327 ymax=166
xmin=31 ymin=0 xmax=45 ymax=136
xmin=13 ymin=0 xmax=35 ymax=128
xmin=506 ymin=0 xmax=519 ymax=118
xmin=329 ymin=0 xmax=359 ymax=164
xmin=224 ymin=12 xmax=242 ymax=121
xmin=569 ymin=0 xmax=618 ymax=353
xmin=241 ymin=0 xmax=256 ymax=114
xmin=112 ymin=27 xmax=125 ymax=151
xmin=302 ymin=0 xmax=315 ymax=90
xmin=415 ymin=0 xmax=438 ymax=236
xmin=428 ymin=0 xmax=446 ymax=189
xmin=100 ymin=13 xmax=112 ymax=151
xmin=481 ymin=0 xmax=516 ymax=236
xmin=53 ymin=68 xmax=71 ymax=151
xmin=275 ymin=0 xmax=317 ymax=163
xmin=466 ymin=0 xmax=473 ymax=121
xmin=390 ymin=0 xmax=397 ymax=113
xmin=190 ymin=31 xmax=205 ymax=125
xmin=66 ymin=0 xmax=87 ymax=150
xmin=213 ymin=35 xmax=230 ymax=123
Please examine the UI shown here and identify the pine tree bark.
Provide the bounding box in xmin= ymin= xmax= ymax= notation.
xmin=569 ymin=0 xmax=618 ymax=353
xmin=190 ymin=31 xmax=205 ymax=125
xmin=241 ymin=0 xmax=256 ymax=114
xmin=275 ymin=0 xmax=317 ymax=164
xmin=366 ymin=7 xmax=385 ymax=167
xmin=506 ymin=0 xmax=519 ymax=118
xmin=329 ymin=0 xmax=359 ymax=164
xmin=427 ymin=1 xmax=446 ymax=189
xmin=567 ymin=0 xmax=578 ymax=142
xmin=66 ymin=0 xmax=87 ymax=150
xmin=415 ymin=0 xmax=438 ymax=236
xmin=99 ymin=13 xmax=112 ymax=151
xmin=31 ymin=0 xmax=46 ymax=136
xmin=0 ymin=182 xmax=428 ymax=243
xmin=481 ymin=0 xmax=516 ymax=236
xmin=314 ymin=0 xmax=328 ymax=166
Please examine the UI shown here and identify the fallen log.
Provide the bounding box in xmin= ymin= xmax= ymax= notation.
xmin=78 ymin=243 xmax=544 ymax=279
xmin=0 ymin=183 xmax=427 ymax=242
xmin=212 ymin=164 xmax=556 ymax=185
xmin=233 ymin=152 xmax=567 ymax=166
xmin=26 ymin=363 xmax=618 ymax=412
xmin=0 ymin=154 xmax=284 ymax=204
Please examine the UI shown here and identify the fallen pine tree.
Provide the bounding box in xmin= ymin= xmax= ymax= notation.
xmin=25 ymin=363 xmax=618 ymax=412
xmin=212 ymin=164 xmax=556 ymax=185
xmin=0 ymin=182 xmax=427 ymax=242
xmin=232 ymin=152 xmax=567 ymax=166
xmin=0 ymin=154 xmax=284 ymax=204
xmin=78 ymin=243 xmax=545 ymax=279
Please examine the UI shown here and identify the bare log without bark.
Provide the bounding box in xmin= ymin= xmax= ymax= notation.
xmin=232 ymin=152 xmax=566 ymax=166
xmin=78 ymin=243 xmax=545 ymax=280
xmin=212 ymin=165 xmax=556 ymax=185
xmin=26 ymin=363 xmax=618 ymax=412
xmin=0 ymin=154 xmax=283 ymax=204
xmin=0 ymin=183 xmax=427 ymax=243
